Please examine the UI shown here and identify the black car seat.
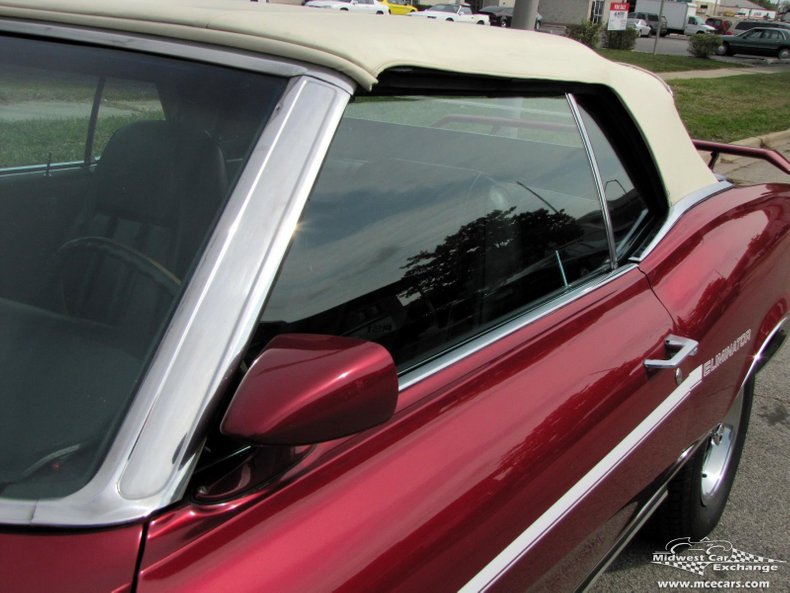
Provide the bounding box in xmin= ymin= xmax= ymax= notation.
xmin=56 ymin=120 xmax=228 ymax=350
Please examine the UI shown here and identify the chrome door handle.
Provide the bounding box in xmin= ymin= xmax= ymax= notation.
xmin=644 ymin=334 xmax=699 ymax=370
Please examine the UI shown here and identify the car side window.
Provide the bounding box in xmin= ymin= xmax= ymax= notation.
xmin=257 ymin=95 xmax=612 ymax=370
xmin=0 ymin=66 xmax=97 ymax=170
xmin=0 ymin=68 xmax=164 ymax=172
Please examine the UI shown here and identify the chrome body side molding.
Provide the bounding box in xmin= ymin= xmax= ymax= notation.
xmin=458 ymin=366 xmax=704 ymax=593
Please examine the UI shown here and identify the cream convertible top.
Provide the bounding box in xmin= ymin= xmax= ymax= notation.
xmin=0 ymin=0 xmax=717 ymax=204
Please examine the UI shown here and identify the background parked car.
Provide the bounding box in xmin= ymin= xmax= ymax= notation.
xmin=379 ymin=0 xmax=415 ymax=14
xmin=685 ymin=15 xmax=716 ymax=35
xmin=705 ymin=16 xmax=734 ymax=34
xmin=733 ymin=19 xmax=790 ymax=34
xmin=627 ymin=17 xmax=651 ymax=37
xmin=409 ymin=3 xmax=489 ymax=24
xmin=628 ymin=11 xmax=668 ymax=36
xmin=478 ymin=6 xmax=542 ymax=29
xmin=716 ymin=26 xmax=790 ymax=59
xmin=305 ymin=0 xmax=389 ymax=13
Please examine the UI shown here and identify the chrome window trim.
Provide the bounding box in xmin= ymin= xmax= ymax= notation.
xmin=458 ymin=365 xmax=704 ymax=593
xmin=0 ymin=19 xmax=356 ymax=95
xmin=629 ymin=179 xmax=733 ymax=263
xmin=399 ymin=263 xmax=640 ymax=391
xmin=0 ymin=66 xmax=350 ymax=525
xmin=566 ymin=93 xmax=619 ymax=268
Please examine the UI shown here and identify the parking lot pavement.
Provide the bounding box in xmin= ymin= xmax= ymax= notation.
xmin=590 ymin=141 xmax=790 ymax=593
xmin=633 ymin=34 xmax=790 ymax=65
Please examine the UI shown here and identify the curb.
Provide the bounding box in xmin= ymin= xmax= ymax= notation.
xmin=727 ymin=128 xmax=790 ymax=150
xmin=715 ymin=129 xmax=790 ymax=166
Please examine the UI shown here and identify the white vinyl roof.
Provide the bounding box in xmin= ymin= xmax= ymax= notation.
xmin=0 ymin=0 xmax=718 ymax=203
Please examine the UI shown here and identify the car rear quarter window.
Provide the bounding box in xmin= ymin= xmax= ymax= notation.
xmin=258 ymin=95 xmax=614 ymax=370
xmin=577 ymin=104 xmax=658 ymax=260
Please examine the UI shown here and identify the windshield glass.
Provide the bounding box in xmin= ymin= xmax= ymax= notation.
xmin=0 ymin=35 xmax=285 ymax=500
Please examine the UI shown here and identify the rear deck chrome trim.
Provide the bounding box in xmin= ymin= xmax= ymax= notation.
xmin=630 ymin=179 xmax=732 ymax=263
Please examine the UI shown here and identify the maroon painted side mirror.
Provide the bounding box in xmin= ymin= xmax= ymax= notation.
xmin=221 ymin=334 xmax=398 ymax=446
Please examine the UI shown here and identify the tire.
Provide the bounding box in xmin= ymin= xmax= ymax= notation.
xmin=655 ymin=377 xmax=754 ymax=540
xmin=445 ymin=17 xmax=453 ymax=21
xmin=476 ymin=20 xmax=485 ymax=25
xmin=779 ymin=47 xmax=790 ymax=60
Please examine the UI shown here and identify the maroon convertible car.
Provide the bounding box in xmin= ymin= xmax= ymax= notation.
xmin=0 ymin=1 xmax=788 ymax=592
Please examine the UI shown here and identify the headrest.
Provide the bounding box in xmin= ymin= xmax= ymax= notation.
xmin=94 ymin=121 xmax=225 ymax=227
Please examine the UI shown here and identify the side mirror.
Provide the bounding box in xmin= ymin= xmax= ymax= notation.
xmin=221 ymin=334 xmax=398 ymax=446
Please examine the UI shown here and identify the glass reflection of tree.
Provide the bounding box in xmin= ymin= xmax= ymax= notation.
xmin=401 ymin=207 xmax=582 ymax=323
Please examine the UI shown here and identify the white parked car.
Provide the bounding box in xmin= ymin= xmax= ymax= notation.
xmin=627 ymin=17 xmax=651 ymax=37
xmin=305 ymin=0 xmax=389 ymax=14
xmin=408 ymin=3 xmax=489 ymax=24
xmin=685 ymin=15 xmax=716 ymax=35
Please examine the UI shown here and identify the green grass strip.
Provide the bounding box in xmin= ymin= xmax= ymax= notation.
xmin=670 ymin=72 xmax=790 ymax=142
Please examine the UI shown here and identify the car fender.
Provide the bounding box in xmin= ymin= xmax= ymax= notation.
xmin=636 ymin=184 xmax=790 ymax=440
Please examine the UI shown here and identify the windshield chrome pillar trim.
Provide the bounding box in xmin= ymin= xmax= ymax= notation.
xmin=0 ymin=73 xmax=350 ymax=527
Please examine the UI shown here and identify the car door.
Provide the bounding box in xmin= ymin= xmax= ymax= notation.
xmin=735 ymin=29 xmax=764 ymax=54
xmin=136 ymin=88 xmax=691 ymax=593
xmin=354 ymin=0 xmax=376 ymax=13
xmin=759 ymin=29 xmax=781 ymax=55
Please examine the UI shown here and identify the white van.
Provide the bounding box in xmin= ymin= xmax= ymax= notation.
xmin=685 ymin=15 xmax=716 ymax=35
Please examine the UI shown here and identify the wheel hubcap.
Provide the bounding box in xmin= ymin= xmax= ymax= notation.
xmin=700 ymin=386 xmax=744 ymax=506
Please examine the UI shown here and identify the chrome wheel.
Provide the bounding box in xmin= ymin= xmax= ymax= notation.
xmin=656 ymin=377 xmax=753 ymax=540
xmin=700 ymin=386 xmax=744 ymax=506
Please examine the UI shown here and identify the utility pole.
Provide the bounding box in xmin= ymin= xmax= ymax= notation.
xmin=652 ymin=0 xmax=665 ymax=55
xmin=511 ymin=0 xmax=539 ymax=30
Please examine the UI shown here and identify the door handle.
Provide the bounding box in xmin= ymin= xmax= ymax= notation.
xmin=644 ymin=334 xmax=699 ymax=370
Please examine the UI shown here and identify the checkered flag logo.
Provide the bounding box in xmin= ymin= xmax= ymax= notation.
xmin=651 ymin=555 xmax=712 ymax=576
xmin=726 ymin=547 xmax=786 ymax=565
